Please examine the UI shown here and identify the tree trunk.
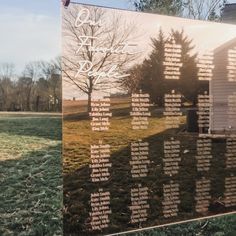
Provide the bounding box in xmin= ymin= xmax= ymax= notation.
xmin=88 ymin=92 xmax=92 ymax=113
xmin=36 ymin=96 xmax=40 ymax=112
xmin=26 ymin=94 xmax=31 ymax=111
xmin=87 ymin=77 xmax=93 ymax=113
xmin=26 ymin=87 xmax=32 ymax=111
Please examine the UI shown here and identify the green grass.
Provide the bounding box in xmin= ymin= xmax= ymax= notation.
xmin=0 ymin=114 xmax=62 ymax=236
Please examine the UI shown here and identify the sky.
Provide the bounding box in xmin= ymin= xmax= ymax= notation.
xmin=1 ymin=0 xmax=236 ymax=74
xmin=0 ymin=0 xmax=61 ymax=74
xmin=0 ymin=0 xmax=130 ymax=74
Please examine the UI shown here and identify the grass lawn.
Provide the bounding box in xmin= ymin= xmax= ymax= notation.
xmin=0 ymin=114 xmax=62 ymax=236
xmin=63 ymin=99 xmax=236 ymax=236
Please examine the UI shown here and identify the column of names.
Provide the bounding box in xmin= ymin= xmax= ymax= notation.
xmin=130 ymin=93 xmax=151 ymax=130
xmin=197 ymin=93 xmax=211 ymax=132
xmin=228 ymin=93 xmax=236 ymax=129
xmin=197 ymin=52 xmax=214 ymax=81
xmin=90 ymin=142 xmax=111 ymax=182
xmin=227 ymin=47 xmax=236 ymax=82
xmin=90 ymin=189 xmax=112 ymax=231
xmin=163 ymin=40 xmax=182 ymax=80
xmin=162 ymin=181 xmax=180 ymax=218
xmin=224 ymin=175 xmax=236 ymax=207
xmin=164 ymin=90 xmax=182 ymax=129
xmin=226 ymin=138 xmax=236 ymax=169
xmin=130 ymin=141 xmax=150 ymax=178
xmin=129 ymin=185 xmax=150 ymax=224
xmin=163 ymin=138 xmax=181 ymax=176
xmin=90 ymin=98 xmax=112 ymax=131
xmin=195 ymin=177 xmax=211 ymax=214
xmin=196 ymin=138 xmax=212 ymax=172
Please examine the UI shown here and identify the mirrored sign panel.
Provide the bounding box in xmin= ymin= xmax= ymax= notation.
xmin=62 ymin=3 xmax=236 ymax=235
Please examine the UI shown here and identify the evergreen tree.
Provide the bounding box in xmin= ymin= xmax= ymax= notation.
xmin=131 ymin=29 xmax=201 ymax=106
xmin=140 ymin=29 xmax=166 ymax=106
xmin=171 ymin=29 xmax=198 ymax=105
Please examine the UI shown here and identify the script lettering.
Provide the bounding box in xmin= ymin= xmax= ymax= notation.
xmin=75 ymin=8 xmax=103 ymax=28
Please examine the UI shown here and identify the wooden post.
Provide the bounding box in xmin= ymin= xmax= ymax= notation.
xmin=62 ymin=0 xmax=70 ymax=7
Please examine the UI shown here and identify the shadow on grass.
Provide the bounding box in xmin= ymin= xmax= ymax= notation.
xmin=0 ymin=116 xmax=62 ymax=140
xmin=63 ymin=128 xmax=236 ymax=236
xmin=0 ymin=143 xmax=62 ymax=236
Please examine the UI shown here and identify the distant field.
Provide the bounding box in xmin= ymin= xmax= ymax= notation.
xmin=0 ymin=113 xmax=62 ymax=236
xmin=63 ymin=98 xmax=131 ymax=114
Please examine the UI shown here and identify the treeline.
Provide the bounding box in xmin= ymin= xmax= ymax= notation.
xmin=0 ymin=58 xmax=61 ymax=112
xmin=132 ymin=0 xmax=226 ymax=21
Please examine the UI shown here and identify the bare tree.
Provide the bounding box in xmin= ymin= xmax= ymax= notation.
xmin=62 ymin=6 xmax=140 ymax=112
xmin=39 ymin=57 xmax=61 ymax=79
xmin=130 ymin=0 xmax=226 ymax=20
xmin=38 ymin=58 xmax=62 ymax=111
xmin=181 ymin=0 xmax=226 ymax=20
xmin=20 ymin=61 xmax=42 ymax=111
xmin=23 ymin=61 xmax=42 ymax=79
xmin=0 ymin=59 xmax=61 ymax=112
xmin=130 ymin=0 xmax=184 ymax=16
xmin=0 ymin=63 xmax=15 ymax=79
xmin=16 ymin=76 xmax=34 ymax=111
xmin=0 ymin=63 xmax=15 ymax=110
xmin=34 ymin=77 xmax=49 ymax=111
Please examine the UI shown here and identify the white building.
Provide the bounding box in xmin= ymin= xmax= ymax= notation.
xmin=209 ymin=4 xmax=236 ymax=135
xmin=210 ymin=38 xmax=236 ymax=134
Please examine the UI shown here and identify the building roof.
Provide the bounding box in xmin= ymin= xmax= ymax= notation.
xmin=214 ymin=37 xmax=236 ymax=54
